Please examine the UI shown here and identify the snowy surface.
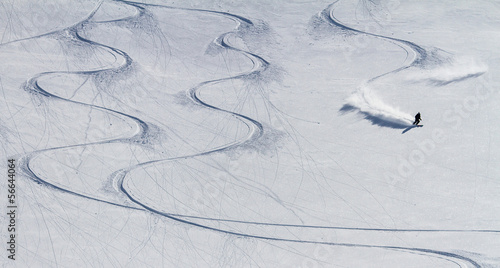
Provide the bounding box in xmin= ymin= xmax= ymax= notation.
xmin=1 ymin=0 xmax=500 ymax=267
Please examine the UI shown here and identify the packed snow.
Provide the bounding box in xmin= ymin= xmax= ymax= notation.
xmin=1 ymin=0 xmax=499 ymax=267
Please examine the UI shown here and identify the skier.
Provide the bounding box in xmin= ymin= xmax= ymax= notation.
xmin=413 ymin=112 xmax=421 ymax=125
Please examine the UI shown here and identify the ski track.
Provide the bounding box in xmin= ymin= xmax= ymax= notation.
xmin=9 ymin=0 xmax=494 ymax=266
xmin=322 ymin=1 xmax=423 ymax=128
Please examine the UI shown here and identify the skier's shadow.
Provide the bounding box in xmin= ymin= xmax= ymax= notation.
xmin=402 ymin=125 xmax=421 ymax=134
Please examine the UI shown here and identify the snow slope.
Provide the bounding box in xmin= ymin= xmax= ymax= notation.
xmin=1 ymin=0 xmax=499 ymax=267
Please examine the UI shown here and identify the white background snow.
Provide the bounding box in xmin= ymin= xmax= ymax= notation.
xmin=1 ymin=0 xmax=499 ymax=267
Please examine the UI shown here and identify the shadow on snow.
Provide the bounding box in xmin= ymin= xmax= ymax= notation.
xmin=340 ymin=104 xmax=411 ymax=130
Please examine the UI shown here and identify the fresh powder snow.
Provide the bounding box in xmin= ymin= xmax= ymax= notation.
xmin=1 ymin=0 xmax=499 ymax=267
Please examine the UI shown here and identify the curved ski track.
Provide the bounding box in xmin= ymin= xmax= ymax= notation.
xmin=315 ymin=1 xmax=492 ymax=266
xmin=322 ymin=1 xmax=425 ymax=127
xmin=320 ymin=2 xmax=427 ymax=73
xmin=12 ymin=0 xmax=495 ymax=267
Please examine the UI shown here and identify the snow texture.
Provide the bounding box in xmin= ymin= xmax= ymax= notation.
xmin=1 ymin=0 xmax=500 ymax=267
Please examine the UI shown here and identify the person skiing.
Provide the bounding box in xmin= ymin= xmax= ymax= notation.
xmin=413 ymin=112 xmax=421 ymax=125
